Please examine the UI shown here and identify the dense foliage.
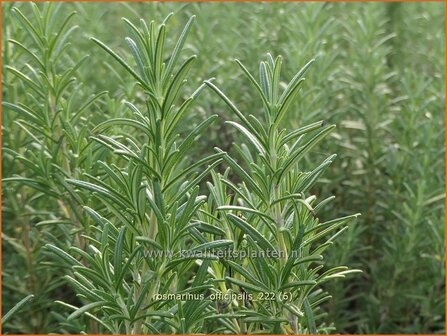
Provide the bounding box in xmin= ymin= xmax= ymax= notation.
xmin=2 ymin=2 xmax=445 ymax=334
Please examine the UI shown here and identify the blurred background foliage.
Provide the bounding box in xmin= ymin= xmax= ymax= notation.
xmin=2 ymin=2 xmax=445 ymax=334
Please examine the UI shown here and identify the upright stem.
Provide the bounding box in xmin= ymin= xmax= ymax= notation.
xmin=269 ymin=131 xmax=287 ymax=266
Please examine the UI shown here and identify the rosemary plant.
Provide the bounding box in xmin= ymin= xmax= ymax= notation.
xmin=44 ymin=14 xmax=226 ymax=334
xmin=2 ymin=3 xmax=107 ymax=332
xmin=204 ymin=54 xmax=360 ymax=333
